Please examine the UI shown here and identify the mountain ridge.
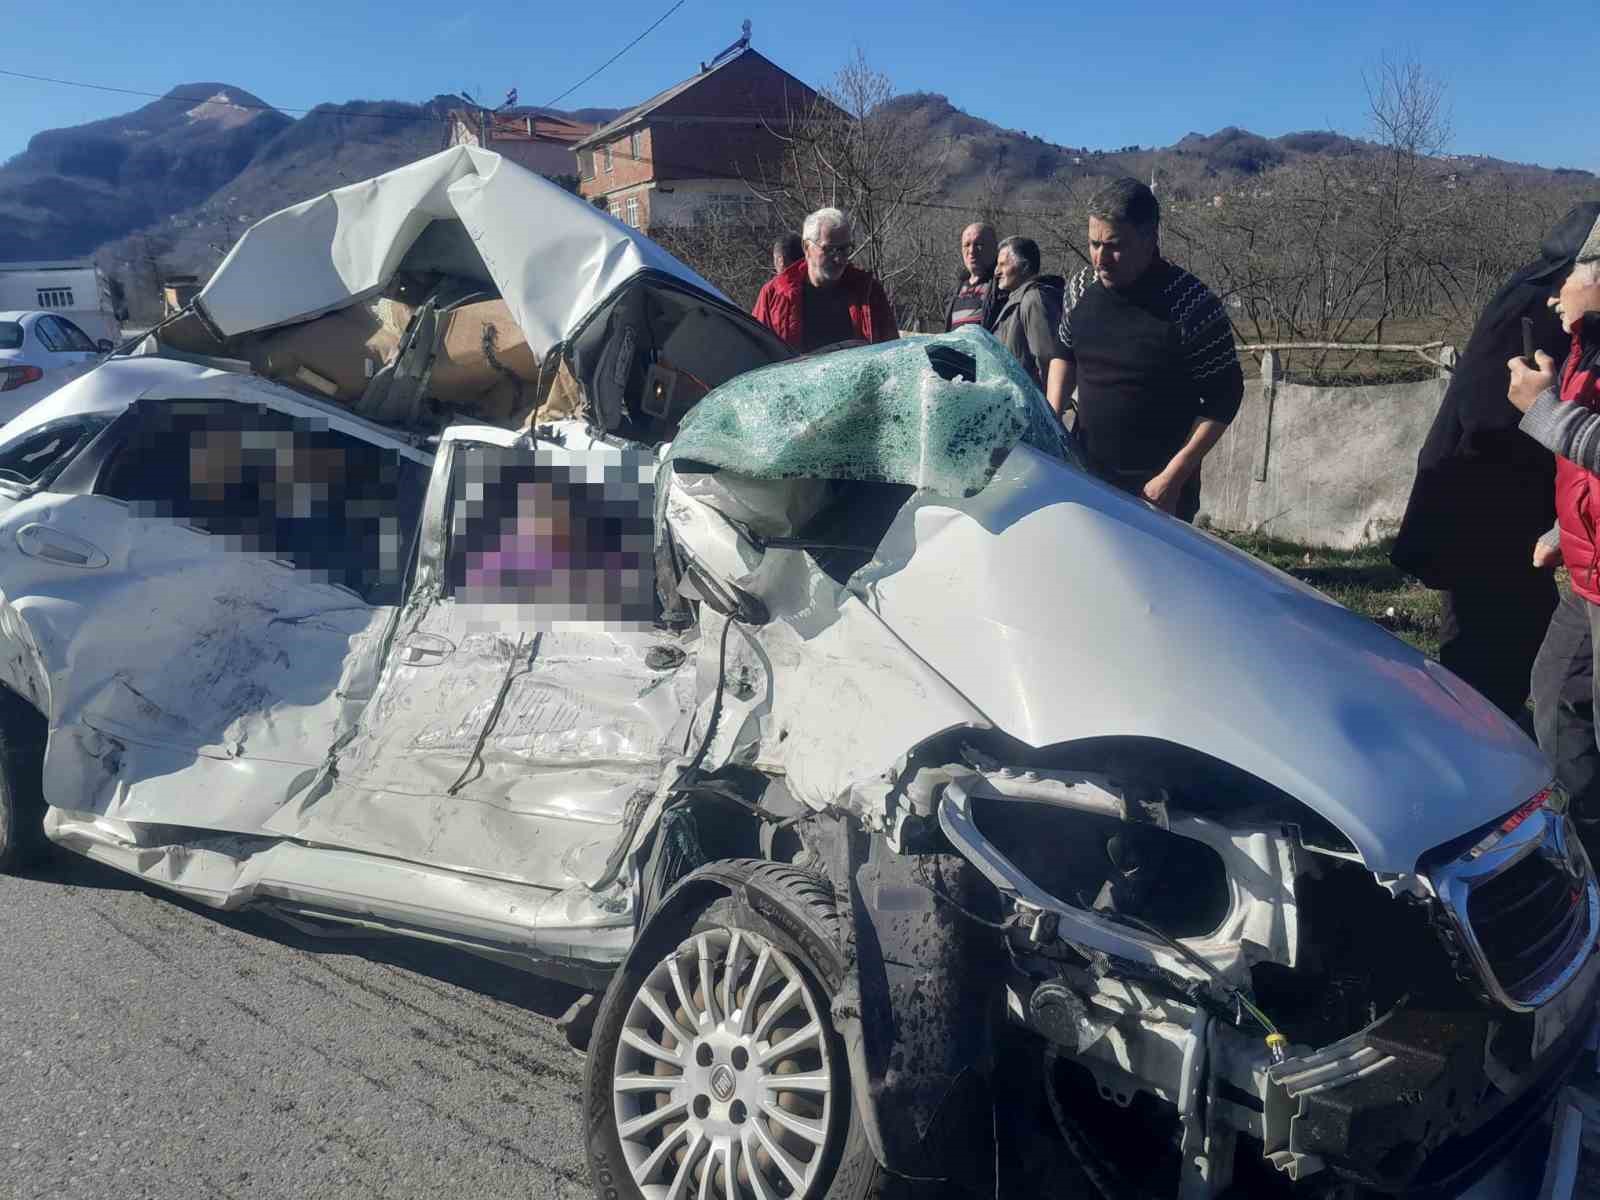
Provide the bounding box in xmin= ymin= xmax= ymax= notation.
xmin=2 ymin=82 xmax=1590 ymax=307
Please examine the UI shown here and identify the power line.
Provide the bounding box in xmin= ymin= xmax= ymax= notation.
xmin=542 ymin=0 xmax=687 ymax=110
xmin=0 ymin=67 xmax=448 ymax=126
xmin=3 ymin=0 xmax=690 ymax=134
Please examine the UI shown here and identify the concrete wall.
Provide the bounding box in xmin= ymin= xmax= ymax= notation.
xmin=1197 ymin=354 xmax=1447 ymax=549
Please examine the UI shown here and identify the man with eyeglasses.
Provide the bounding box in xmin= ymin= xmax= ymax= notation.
xmin=752 ymin=207 xmax=898 ymax=353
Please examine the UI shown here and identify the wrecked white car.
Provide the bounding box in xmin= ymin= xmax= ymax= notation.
xmin=0 ymin=147 xmax=1595 ymax=1200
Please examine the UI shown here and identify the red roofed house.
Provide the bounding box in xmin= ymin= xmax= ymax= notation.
xmin=446 ymin=108 xmax=595 ymax=181
xmin=573 ymin=38 xmax=824 ymax=234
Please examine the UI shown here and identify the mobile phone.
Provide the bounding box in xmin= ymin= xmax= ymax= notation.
xmin=1522 ymin=317 xmax=1537 ymax=367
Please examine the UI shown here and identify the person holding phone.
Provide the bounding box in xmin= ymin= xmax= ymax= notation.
xmin=1511 ymin=214 xmax=1600 ymax=843
xmin=1392 ymin=201 xmax=1600 ymax=719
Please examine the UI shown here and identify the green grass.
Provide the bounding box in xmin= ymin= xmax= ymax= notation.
xmin=1216 ymin=532 xmax=1446 ymax=658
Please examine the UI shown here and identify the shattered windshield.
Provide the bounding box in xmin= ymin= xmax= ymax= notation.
xmin=665 ymin=327 xmax=1074 ymax=498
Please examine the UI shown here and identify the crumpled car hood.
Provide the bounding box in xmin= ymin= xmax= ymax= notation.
xmin=853 ymin=443 xmax=1551 ymax=874
xmin=194 ymin=145 xmax=724 ymax=357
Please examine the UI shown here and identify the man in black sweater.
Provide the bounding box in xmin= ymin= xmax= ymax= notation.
xmin=1045 ymin=178 xmax=1243 ymax=521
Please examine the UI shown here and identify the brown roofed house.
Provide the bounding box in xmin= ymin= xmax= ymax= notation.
xmin=446 ymin=107 xmax=596 ymax=181
xmin=572 ymin=42 xmax=824 ymax=234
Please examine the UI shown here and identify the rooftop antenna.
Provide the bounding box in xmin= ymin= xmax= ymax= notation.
xmin=703 ymin=19 xmax=752 ymax=71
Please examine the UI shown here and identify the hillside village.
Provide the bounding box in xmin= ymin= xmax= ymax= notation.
xmin=3 ymin=40 xmax=1591 ymax=331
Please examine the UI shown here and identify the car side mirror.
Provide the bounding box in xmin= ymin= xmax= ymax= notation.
xmin=96 ymin=340 xmax=114 ymax=354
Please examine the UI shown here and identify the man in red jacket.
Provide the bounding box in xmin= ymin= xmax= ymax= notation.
xmin=1512 ymin=213 xmax=1600 ymax=841
xmin=752 ymin=207 xmax=898 ymax=353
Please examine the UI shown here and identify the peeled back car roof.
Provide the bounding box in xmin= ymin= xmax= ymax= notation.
xmin=194 ymin=145 xmax=725 ymax=360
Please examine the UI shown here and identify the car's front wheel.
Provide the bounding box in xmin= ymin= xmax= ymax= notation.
xmin=584 ymin=861 xmax=885 ymax=1200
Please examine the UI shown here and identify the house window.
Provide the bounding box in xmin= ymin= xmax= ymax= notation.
xmin=579 ymin=151 xmax=593 ymax=181
xmin=602 ymin=144 xmax=613 ymax=174
xmin=37 ymin=288 xmax=74 ymax=309
xmin=630 ymin=130 xmax=643 ymax=160
xmin=625 ymin=197 xmax=640 ymax=228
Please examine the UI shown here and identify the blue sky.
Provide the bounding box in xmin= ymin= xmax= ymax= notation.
xmin=2 ymin=0 xmax=1592 ymax=173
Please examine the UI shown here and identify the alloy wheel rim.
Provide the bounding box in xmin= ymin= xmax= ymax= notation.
xmin=612 ymin=926 xmax=835 ymax=1199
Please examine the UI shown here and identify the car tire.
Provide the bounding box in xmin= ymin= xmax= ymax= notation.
xmin=0 ymin=696 xmax=49 ymax=874
xmin=584 ymin=859 xmax=889 ymax=1200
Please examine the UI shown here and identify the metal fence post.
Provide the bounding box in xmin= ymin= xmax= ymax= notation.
xmin=1252 ymin=350 xmax=1278 ymax=483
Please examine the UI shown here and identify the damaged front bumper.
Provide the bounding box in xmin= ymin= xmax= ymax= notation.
xmin=926 ymin=764 xmax=1600 ymax=1199
xmin=1263 ymin=961 xmax=1600 ymax=1197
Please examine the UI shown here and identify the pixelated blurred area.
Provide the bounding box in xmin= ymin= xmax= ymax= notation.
xmin=101 ymin=399 xmax=426 ymax=604
xmin=445 ymin=443 xmax=655 ymax=630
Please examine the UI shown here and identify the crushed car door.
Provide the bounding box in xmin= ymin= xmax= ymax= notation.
xmin=268 ymin=424 xmax=696 ymax=892
xmin=0 ymin=391 xmax=428 ymax=834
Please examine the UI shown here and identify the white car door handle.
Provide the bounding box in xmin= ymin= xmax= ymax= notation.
xmin=15 ymin=524 xmax=109 ymax=569
xmin=400 ymin=633 xmax=454 ymax=666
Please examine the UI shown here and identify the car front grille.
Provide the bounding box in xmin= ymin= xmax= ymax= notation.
xmin=1466 ymin=848 xmax=1589 ymax=1000
xmin=1430 ymin=793 xmax=1600 ymax=1012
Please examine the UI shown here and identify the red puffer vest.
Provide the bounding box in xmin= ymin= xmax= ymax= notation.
xmin=1553 ymin=319 xmax=1600 ymax=602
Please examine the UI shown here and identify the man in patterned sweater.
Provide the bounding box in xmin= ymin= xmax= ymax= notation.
xmin=1045 ymin=177 xmax=1243 ymax=522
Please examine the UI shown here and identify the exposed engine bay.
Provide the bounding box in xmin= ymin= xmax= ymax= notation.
xmin=864 ymin=753 xmax=1599 ymax=1198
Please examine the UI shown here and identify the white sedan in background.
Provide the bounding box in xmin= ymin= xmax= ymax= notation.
xmin=0 ymin=311 xmax=109 ymax=424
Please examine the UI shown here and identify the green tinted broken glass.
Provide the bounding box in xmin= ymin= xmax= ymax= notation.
xmin=666 ymin=328 xmax=1069 ymax=498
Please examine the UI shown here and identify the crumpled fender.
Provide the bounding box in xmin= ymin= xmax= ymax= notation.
xmin=826 ymin=827 xmax=1002 ymax=1186
xmin=0 ymin=597 xmax=55 ymax=721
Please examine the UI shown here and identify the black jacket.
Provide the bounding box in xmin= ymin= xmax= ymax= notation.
xmin=943 ymin=273 xmax=1005 ymax=332
xmin=1392 ymin=201 xmax=1600 ymax=587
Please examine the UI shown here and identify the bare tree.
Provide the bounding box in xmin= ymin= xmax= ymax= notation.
xmin=1365 ymin=54 xmax=1452 ymax=162
xmin=1361 ymin=54 xmax=1455 ymax=342
xmin=1161 ymin=54 xmax=1478 ymax=377
xmin=650 ymin=203 xmax=786 ymax=313
xmin=976 ymin=146 xmax=1011 ymax=230
xmin=751 ymin=51 xmax=951 ymax=301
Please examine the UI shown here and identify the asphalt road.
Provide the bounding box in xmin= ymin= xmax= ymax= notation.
xmin=0 ymin=851 xmax=595 ymax=1200
xmin=10 ymin=849 xmax=1599 ymax=1200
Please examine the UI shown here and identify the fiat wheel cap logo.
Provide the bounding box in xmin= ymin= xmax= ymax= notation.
xmin=711 ymin=1065 xmax=736 ymax=1101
